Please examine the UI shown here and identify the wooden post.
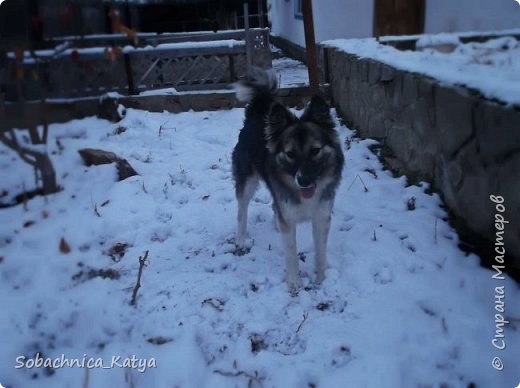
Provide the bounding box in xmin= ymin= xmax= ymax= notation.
xmin=323 ymin=46 xmax=330 ymax=84
xmin=124 ymin=54 xmax=136 ymax=95
xmin=125 ymin=0 xmax=133 ymax=29
xmin=302 ymin=0 xmax=319 ymax=95
xmin=243 ymin=2 xmax=252 ymax=77
xmin=257 ymin=0 xmax=264 ymax=28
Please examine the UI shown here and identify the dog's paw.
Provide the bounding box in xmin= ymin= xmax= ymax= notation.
xmin=232 ymin=237 xmax=253 ymax=256
xmin=287 ymin=275 xmax=303 ymax=295
xmin=315 ymin=269 xmax=326 ymax=285
xmin=233 ymin=245 xmax=251 ymax=256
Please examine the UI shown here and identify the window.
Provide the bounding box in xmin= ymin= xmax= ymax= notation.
xmin=294 ymin=0 xmax=303 ymax=20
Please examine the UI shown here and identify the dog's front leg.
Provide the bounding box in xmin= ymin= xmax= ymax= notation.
xmin=235 ymin=176 xmax=258 ymax=246
xmin=280 ymin=221 xmax=301 ymax=291
xmin=312 ymin=214 xmax=331 ymax=284
xmin=236 ymin=200 xmax=248 ymax=246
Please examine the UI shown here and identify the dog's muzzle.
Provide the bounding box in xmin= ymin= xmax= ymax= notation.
xmin=296 ymin=173 xmax=316 ymax=199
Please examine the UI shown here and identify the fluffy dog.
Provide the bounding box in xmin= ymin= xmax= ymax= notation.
xmin=232 ymin=69 xmax=344 ymax=291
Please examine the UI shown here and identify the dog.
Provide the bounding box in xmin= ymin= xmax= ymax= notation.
xmin=231 ymin=69 xmax=345 ymax=291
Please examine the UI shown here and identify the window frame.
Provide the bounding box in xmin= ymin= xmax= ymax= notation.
xmin=294 ymin=0 xmax=303 ymax=20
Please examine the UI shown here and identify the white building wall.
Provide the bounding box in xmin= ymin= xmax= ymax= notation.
xmin=313 ymin=0 xmax=374 ymax=41
xmin=424 ymin=0 xmax=520 ymax=34
xmin=268 ymin=0 xmax=306 ymax=46
xmin=269 ymin=0 xmax=520 ymax=48
xmin=268 ymin=0 xmax=374 ymax=47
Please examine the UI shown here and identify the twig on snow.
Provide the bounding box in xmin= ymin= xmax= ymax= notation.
xmin=213 ymin=369 xmax=264 ymax=388
xmin=22 ymin=182 xmax=28 ymax=212
xmin=91 ymin=194 xmax=101 ymax=217
xmin=82 ymin=368 xmax=90 ymax=388
xmin=434 ymin=217 xmax=438 ymax=245
xmin=125 ymin=369 xmax=136 ymax=388
xmin=130 ymin=250 xmax=148 ymax=306
xmin=296 ymin=312 xmax=309 ymax=333
xmin=347 ymin=174 xmax=369 ymax=192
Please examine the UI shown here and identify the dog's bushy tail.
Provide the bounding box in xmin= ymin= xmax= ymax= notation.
xmin=232 ymin=67 xmax=277 ymax=104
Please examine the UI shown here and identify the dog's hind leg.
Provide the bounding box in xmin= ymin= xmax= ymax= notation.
xmin=236 ymin=174 xmax=259 ymax=246
xmin=312 ymin=213 xmax=331 ymax=284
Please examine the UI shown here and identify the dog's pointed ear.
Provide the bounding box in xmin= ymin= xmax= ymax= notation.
xmin=265 ymin=103 xmax=295 ymax=151
xmin=301 ymin=96 xmax=335 ymax=130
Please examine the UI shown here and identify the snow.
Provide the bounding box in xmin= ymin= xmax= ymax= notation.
xmin=9 ymin=40 xmax=245 ymax=64
xmin=272 ymin=57 xmax=309 ymax=88
xmin=377 ymin=28 xmax=520 ymax=44
xmin=271 ymin=44 xmax=309 ymax=87
xmin=1 ymin=106 xmax=519 ymax=387
xmin=122 ymin=39 xmax=245 ymax=53
xmin=324 ymin=32 xmax=520 ymax=106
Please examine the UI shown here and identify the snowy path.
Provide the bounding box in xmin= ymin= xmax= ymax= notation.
xmin=0 ymin=107 xmax=519 ymax=387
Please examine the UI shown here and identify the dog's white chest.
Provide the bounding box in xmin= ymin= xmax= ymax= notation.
xmin=280 ymin=196 xmax=331 ymax=224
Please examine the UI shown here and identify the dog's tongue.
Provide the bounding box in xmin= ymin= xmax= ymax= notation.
xmin=300 ymin=185 xmax=316 ymax=199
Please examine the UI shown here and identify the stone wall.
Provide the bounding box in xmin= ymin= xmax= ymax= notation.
xmin=325 ymin=47 xmax=520 ymax=270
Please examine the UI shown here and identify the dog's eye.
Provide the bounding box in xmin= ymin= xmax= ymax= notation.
xmin=311 ymin=147 xmax=321 ymax=156
xmin=286 ymin=151 xmax=296 ymax=159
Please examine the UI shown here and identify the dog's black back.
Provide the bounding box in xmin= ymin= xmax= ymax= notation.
xmin=232 ymin=79 xmax=274 ymax=195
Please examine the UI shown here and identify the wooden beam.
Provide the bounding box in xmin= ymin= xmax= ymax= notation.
xmin=243 ymin=2 xmax=252 ymax=77
xmin=302 ymin=0 xmax=319 ymax=95
xmin=257 ymin=0 xmax=264 ymax=28
xmin=124 ymin=53 xmax=136 ymax=95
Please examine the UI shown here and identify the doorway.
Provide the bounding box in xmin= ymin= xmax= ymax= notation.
xmin=373 ymin=0 xmax=425 ymax=37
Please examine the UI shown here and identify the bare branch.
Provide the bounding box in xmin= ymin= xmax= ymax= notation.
xmin=130 ymin=250 xmax=148 ymax=306
xmin=296 ymin=312 xmax=309 ymax=333
xmin=347 ymin=174 xmax=369 ymax=192
xmin=213 ymin=369 xmax=263 ymax=388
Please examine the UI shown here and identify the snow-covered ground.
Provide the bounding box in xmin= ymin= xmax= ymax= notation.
xmin=1 ymin=106 xmax=519 ymax=387
xmin=271 ymin=44 xmax=309 ymax=87
xmin=324 ymin=31 xmax=520 ymax=106
xmin=272 ymin=57 xmax=309 ymax=87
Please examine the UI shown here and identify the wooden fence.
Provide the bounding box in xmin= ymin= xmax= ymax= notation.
xmin=49 ymin=29 xmax=269 ymax=48
xmin=2 ymin=28 xmax=271 ymax=101
xmin=0 ymin=29 xmax=271 ymax=198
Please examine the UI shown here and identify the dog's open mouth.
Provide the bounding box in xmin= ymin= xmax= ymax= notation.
xmin=299 ymin=184 xmax=316 ymax=199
